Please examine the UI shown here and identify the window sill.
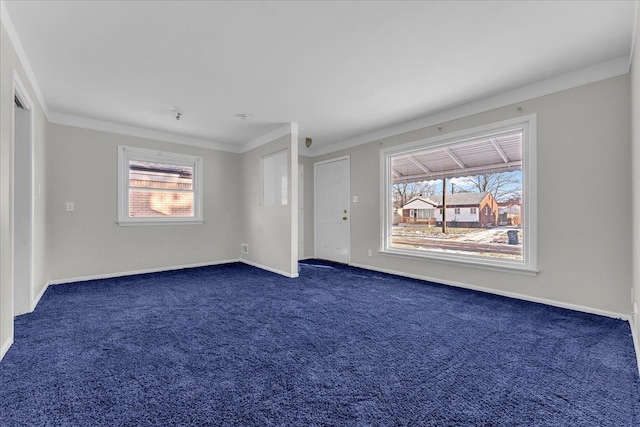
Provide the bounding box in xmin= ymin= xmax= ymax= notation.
xmin=379 ymin=248 xmax=538 ymax=276
xmin=116 ymin=220 xmax=204 ymax=226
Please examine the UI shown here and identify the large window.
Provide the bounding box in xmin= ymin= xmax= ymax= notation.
xmin=381 ymin=116 xmax=536 ymax=273
xmin=118 ymin=146 xmax=203 ymax=225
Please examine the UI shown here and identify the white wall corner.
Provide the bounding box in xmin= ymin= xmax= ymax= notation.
xmin=30 ymin=281 xmax=49 ymax=312
xmin=0 ymin=0 xmax=49 ymax=119
xmin=242 ymin=122 xmax=299 ymax=153
xmin=241 ymin=259 xmax=299 ymax=278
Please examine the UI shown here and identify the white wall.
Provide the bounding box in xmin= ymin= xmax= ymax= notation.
xmin=631 ymin=5 xmax=640 ymax=338
xmin=45 ymin=124 xmax=241 ymax=281
xmin=299 ymin=155 xmax=315 ymax=258
xmin=240 ymin=133 xmax=298 ymax=276
xmin=313 ymin=75 xmax=632 ymax=316
xmin=0 ymin=21 xmax=48 ymax=359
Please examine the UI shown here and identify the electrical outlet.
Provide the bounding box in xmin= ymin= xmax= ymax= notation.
xmin=65 ymin=202 xmax=74 ymax=212
xmin=367 ymin=249 xmax=372 ymax=257
xmin=353 ymin=196 xmax=359 ymax=203
xmin=240 ymin=243 xmax=249 ymax=254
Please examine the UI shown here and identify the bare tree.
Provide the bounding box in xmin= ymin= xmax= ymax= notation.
xmin=462 ymin=172 xmax=521 ymax=202
xmin=392 ymin=181 xmax=436 ymax=209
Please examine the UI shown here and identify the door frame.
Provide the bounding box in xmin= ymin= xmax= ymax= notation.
xmin=313 ymin=155 xmax=350 ymax=264
xmin=12 ymin=71 xmax=35 ymax=316
xmin=298 ymin=163 xmax=304 ymax=260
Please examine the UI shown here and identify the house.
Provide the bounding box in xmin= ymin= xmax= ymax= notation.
xmin=401 ymin=192 xmax=498 ymax=227
xmin=498 ymin=201 xmax=522 ymax=226
xmin=1 ymin=1 xmax=639 ymax=423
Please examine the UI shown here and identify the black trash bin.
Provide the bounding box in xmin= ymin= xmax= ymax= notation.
xmin=507 ymin=230 xmax=519 ymax=245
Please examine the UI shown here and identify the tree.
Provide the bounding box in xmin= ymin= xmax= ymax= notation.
xmin=392 ymin=181 xmax=436 ymax=209
xmin=461 ymin=172 xmax=521 ymax=202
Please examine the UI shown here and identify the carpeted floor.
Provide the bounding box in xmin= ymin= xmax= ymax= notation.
xmin=1 ymin=260 xmax=639 ymax=426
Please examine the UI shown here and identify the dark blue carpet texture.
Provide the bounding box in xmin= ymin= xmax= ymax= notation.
xmin=1 ymin=261 xmax=639 ymax=426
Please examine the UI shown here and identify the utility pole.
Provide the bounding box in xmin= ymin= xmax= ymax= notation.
xmin=442 ymin=177 xmax=447 ymax=234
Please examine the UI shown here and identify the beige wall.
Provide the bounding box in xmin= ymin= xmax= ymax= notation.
xmin=45 ymin=124 xmax=241 ymax=280
xmin=631 ymin=7 xmax=640 ymax=338
xmin=240 ymin=134 xmax=298 ymax=276
xmin=0 ymin=22 xmax=49 ymax=357
xmin=313 ymin=75 xmax=632 ymax=316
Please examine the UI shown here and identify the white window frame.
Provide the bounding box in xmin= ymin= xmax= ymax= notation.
xmin=380 ymin=115 xmax=537 ymax=274
xmin=117 ymin=146 xmax=203 ymax=225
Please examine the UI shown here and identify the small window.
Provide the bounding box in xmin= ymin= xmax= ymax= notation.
xmin=470 ymin=207 xmax=477 ymax=214
xmin=454 ymin=208 xmax=461 ymax=214
xmin=118 ymin=146 xmax=203 ymax=225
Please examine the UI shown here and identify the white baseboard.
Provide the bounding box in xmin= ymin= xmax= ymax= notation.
xmin=348 ymin=262 xmax=629 ymax=321
xmin=0 ymin=337 xmax=13 ymax=362
xmin=30 ymin=281 xmax=49 ymax=312
xmin=47 ymin=259 xmax=242 ymax=286
xmin=631 ymin=316 xmax=640 ymax=375
xmin=240 ymin=259 xmax=298 ymax=278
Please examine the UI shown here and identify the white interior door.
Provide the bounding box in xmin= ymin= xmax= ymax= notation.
xmin=315 ymin=157 xmax=349 ymax=263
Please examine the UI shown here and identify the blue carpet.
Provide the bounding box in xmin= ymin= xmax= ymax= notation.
xmin=1 ymin=261 xmax=639 ymax=426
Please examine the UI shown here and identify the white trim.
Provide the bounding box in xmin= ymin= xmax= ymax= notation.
xmin=349 ymin=262 xmax=629 ymax=321
xmin=240 ymin=259 xmax=299 ymax=278
xmin=314 ymin=155 xmax=351 ymax=264
xmin=631 ymin=316 xmax=640 ymax=375
xmin=116 ymin=220 xmax=204 ymax=226
xmin=12 ymin=71 xmax=36 ymax=316
xmin=30 ymin=281 xmax=48 ymax=312
xmin=629 ymin=0 xmax=639 ymax=71
xmin=242 ymin=123 xmax=298 ymax=153
xmin=380 ymin=115 xmax=537 ymax=273
xmin=0 ymin=337 xmax=13 ymax=362
xmin=309 ymin=56 xmax=629 ymax=157
xmin=50 ymin=112 xmax=239 ymax=153
xmin=47 ymin=259 xmax=241 ymax=285
xmin=0 ymin=1 xmax=50 ymax=119
xmin=378 ymin=249 xmax=537 ymax=276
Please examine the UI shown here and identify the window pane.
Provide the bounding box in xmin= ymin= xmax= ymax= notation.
xmin=129 ymin=160 xmax=193 ymax=190
xmin=129 ymin=189 xmax=194 ymax=217
xmin=390 ymin=129 xmax=523 ymax=262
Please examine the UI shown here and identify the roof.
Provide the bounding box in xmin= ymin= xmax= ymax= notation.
xmin=403 ymin=192 xmax=491 ymax=209
xmin=391 ymin=130 xmax=522 ymax=183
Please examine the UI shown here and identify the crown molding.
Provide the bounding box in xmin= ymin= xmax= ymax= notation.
xmin=48 ymin=111 xmax=240 ymax=153
xmin=0 ymin=0 xmax=49 ymax=119
xmin=241 ymin=122 xmax=298 ymax=153
xmin=309 ymin=55 xmax=631 ymax=157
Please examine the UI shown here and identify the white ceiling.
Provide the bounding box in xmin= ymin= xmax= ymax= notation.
xmin=3 ymin=1 xmax=636 ymax=154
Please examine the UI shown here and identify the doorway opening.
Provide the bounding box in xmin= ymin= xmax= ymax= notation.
xmin=13 ymin=75 xmax=34 ymax=316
